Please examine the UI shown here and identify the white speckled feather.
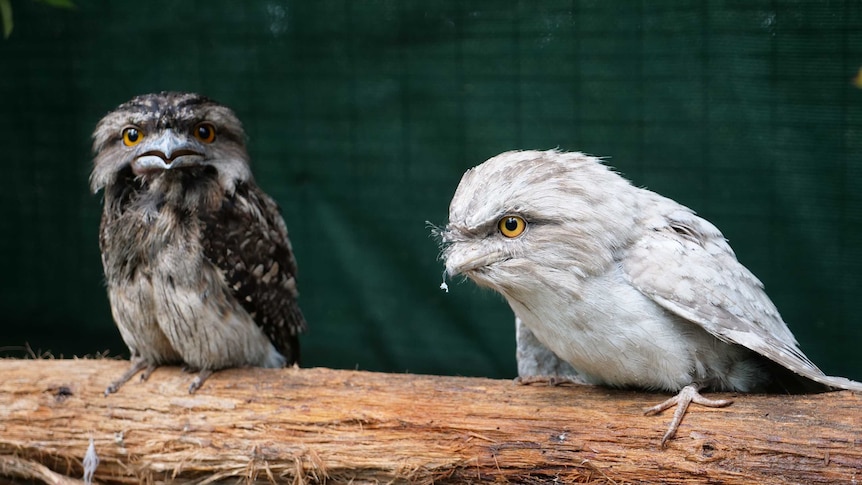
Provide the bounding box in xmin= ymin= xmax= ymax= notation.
xmin=442 ymin=149 xmax=862 ymax=394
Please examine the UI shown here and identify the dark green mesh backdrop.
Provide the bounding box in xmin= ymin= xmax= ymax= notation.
xmin=1 ymin=1 xmax=860 ymax=381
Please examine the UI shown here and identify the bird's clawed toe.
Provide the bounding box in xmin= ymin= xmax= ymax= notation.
xmin=188 ymin=369 xmax=214 ymax=394
xmin=644 ymin=384 xmax=733 ymax=447
xmin=105 ymin=359 xmax=153 ymax=396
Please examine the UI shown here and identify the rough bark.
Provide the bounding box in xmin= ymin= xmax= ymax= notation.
xmin=0 ymin=360 xmax=859 ymax=484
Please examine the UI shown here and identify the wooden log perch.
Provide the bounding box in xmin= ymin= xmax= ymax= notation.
xmin=0 ymin=360 xmax=859 ymax=484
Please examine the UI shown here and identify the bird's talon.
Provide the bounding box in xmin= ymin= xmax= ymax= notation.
xmin=139 ymin=364 xmax=157 ymax=382
xmin=644 ymin=395 xmax=681 ymax=416
xmin=105 ymin=359 xmax=151 ymax=396
xmin=188 ymin=369 xmax=214 ymax=394
xmin=645 ymin=384 xmax=733 ymax=447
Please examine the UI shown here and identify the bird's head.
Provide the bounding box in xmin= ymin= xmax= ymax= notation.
xmin=90 ymin=91 xmax=251 ymax=195
xmin=438 ymin=150 xmax=639 ymax=296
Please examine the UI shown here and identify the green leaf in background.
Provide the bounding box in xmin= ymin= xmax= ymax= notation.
xmin=0 ymin=0 xmax=75 ymax=39
xmin=35 ymin=0 xmax=75 ymax=8
xmin=0 ymin=0 xmax=12 ymax=39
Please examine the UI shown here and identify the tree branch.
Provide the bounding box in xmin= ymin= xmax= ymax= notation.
xmin=0 ymin=360 xmax=859 ymax=484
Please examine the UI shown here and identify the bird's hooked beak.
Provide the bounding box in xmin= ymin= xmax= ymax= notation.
xmin=441 ymin=226 xmax=505 ymax=279
xmin=444 ymin=244 xmax=504 ymax=278
xmin=132 ymin=129 xmax=205 ymax=176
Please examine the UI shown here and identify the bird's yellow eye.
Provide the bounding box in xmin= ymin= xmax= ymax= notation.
xmin=498 ymin=216 xmax=527 ymax=238
xmin=193 ymin=122 xmax=216 ymax=143
xmin=122 ymin=127 xmax=144 ymax=147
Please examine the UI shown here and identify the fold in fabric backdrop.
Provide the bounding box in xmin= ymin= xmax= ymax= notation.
xmin=1 ymin=1 xmax=860 ymax=380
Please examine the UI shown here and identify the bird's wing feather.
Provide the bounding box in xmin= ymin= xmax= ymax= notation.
xmin=201 ymin=183 xmax=306 ymax=364
xmin=622 ymin=209 xmax=862 ymax=391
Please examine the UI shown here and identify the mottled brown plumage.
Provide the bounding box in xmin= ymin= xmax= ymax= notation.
xmin=91 ymin=92 xmax=306 ymax=394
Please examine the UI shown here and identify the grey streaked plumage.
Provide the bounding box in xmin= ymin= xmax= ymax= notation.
xmin=440 ymin=149 xmax=861 ymax=446
xmin=91 ymin=91 xmax=306 ymax=394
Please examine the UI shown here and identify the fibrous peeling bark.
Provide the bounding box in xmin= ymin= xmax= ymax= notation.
xmin=0 ymin=360 xmax=859 ymax=484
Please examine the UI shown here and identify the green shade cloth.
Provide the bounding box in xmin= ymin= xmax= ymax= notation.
xmin=1 ymin=1 xmax=860 ymax=380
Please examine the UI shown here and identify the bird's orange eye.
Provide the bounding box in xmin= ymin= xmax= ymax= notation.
xmin=498 ymin=216 xmax=527 ymax=238
xmin=193 ymin=122 xmax=216 ymax=143
xmin=122 ymin=127 xmax=144 ymax=147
